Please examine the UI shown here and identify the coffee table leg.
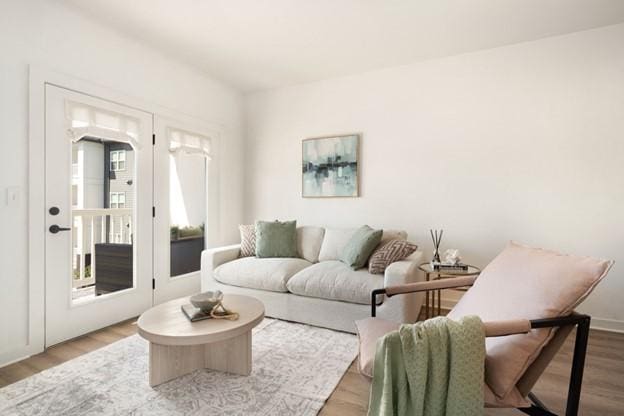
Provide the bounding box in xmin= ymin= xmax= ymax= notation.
xmin=148 ymin=331 xmax=252 ymax=387
xmin=204 ymin=331 xmax=252 ymax=376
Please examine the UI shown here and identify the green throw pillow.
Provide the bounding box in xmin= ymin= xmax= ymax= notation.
xmin=255 ymin=220 xmax=298 ymax=258
xmin=340 ymin=225 xmax=383 ymax=269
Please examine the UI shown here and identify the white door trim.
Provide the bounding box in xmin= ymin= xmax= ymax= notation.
xmin=22 ymin=64 xmax=223 ymax=364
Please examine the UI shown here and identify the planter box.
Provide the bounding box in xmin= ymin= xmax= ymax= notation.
xmin=171 ymin=236 xmax=204 ymax=277
xmin=95 ymin=243 xmax=133 ymax=295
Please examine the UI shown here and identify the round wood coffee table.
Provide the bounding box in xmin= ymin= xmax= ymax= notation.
xmin=138 ymin=294 xmax=264 ymax=387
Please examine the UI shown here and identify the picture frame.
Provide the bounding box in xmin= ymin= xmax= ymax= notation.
xmin=302 ymin=133 xmax=360 ymax=198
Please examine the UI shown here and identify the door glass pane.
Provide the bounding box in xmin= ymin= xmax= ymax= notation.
xmin=169 ymin=151 xmax=206 ymax=277
xmin=71 ymin=137 xmax=135 ymax=302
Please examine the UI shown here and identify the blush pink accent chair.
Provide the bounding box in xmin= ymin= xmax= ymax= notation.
xmin=356 ymin=242 xmax=613 ymax=416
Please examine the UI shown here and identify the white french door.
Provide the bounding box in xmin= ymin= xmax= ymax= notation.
xmin=44 ymin=85 xmax=154 ymax=346
xmin=153 ymin=116 xmax=214 ymax=304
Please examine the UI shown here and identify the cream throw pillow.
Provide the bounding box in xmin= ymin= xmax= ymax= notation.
xmin=318 ymin=228 xmax=358 ymax=262
xmin=238 ymin=224 xmax=256 ymax=257
xmin=296 ymin=226 xmax=326 ymax=263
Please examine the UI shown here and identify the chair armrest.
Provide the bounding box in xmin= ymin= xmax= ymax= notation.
xmin=482 ymin=314 xmax=589 ymax=337
xmin=370 ymin=275 xmax=477 ymax=317
xmin=484 ymin=319 xmax=532 ymax=337
xmin=201 ymin=244 xmax=241 ymax=273
xmin=385 ymin=275 xmax=477 ymax=296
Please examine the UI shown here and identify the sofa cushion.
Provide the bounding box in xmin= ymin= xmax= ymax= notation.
xmin=287 ymin=260 xmax=385 ymax=305
xmin=355 ymin=317 xmax=399 ymax=378
xmin=318 ymin=228 xmax=357 ymax=262
xmin=448 ymin=241 xmax=613 ymax=399
xmin=214 ymin=257 xmax=312 ymax=292
xmin=318 ymin=228 xmax=407 ymax=262
xmin=296 ymin=226 xmax=326 ymax=263
xmin=340 ymin=225 xmax=383 ymax=269
xmin=484 ymin=384 xmax=529 ymax=409
xmin=255 ymin=220 xmax=298 ymax=258
xmin=380 ymin=229 xmax=408 ymax=244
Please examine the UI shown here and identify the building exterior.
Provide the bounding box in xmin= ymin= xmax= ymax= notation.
xmin=104 ymin=142 xmax=134 ymax=211
xmin=71 ymin=137 xmax=135 ymax=287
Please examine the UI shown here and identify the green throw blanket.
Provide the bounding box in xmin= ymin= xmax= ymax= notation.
xmin=368 ymin=316 xmax=485 ymax=416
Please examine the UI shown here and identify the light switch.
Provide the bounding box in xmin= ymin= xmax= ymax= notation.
xmin=6 ymin=186 xmax=20 ymax=207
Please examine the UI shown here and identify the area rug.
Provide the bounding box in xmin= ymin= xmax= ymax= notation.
xmin=0 ymin=319 xmax=358 ymax=416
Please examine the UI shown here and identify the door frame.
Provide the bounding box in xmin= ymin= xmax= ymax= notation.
xmin=24 ymin=64 xmax=223 ymax=363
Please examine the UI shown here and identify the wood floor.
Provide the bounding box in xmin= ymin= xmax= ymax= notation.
xmin=1 ymin=320 xmax=623 ymax=415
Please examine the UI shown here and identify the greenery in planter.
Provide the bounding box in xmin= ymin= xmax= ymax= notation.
xmin=170 ymin=225 xmax=180 ymax=241
xmin=73 ymin=265 xmax=91 ymax=279
xmin=171 ymin=223 xmax=204 ymax=241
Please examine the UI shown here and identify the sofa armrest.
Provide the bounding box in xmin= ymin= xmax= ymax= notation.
xmin=383 ymin=250 xmax=424 ymax=288
xmin=201 ymin=244 xmax=241 ymax=274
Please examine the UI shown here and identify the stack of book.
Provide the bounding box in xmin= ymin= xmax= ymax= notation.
xmin=432 ymin=263 xmax=469 ymax=273
xmin=181 ymin=304 xmax=213 ymax=322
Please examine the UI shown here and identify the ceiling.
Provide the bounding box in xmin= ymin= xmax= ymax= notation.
xmin=60 ymin=0 xmax=624 ymax=92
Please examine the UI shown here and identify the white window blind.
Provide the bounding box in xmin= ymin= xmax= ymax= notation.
xmin=65 ymin=100 xmax=141 ymax=149
xmin=168 ymin=127 xmax=212 ymax=159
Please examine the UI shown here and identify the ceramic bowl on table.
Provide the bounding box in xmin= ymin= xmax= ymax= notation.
xmin=190 ymin=290 xmax=224 ymax=312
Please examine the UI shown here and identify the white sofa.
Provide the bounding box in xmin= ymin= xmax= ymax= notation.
xmin=201 ymin=226 xmax=425 ymax=333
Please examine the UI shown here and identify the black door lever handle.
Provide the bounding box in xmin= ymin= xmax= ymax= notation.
xmin=49 ymin=225 xmax=71 ymax=234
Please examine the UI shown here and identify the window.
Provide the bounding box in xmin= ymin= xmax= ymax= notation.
xmin=110 ymin=150 xmax=126 ymax=171
xmin=110 ymin=192 xmax=126 ymax=208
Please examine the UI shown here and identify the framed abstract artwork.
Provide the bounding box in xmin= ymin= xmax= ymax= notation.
xmin=302 ymin=134 xmax=360 ymax=198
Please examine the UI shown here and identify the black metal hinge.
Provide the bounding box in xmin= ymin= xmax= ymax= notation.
xmin=152 ymin=133 xmax=156 ymax=145
xmin=152 ymin=278 xmax=156 ymax=290
xmin=152 ymin=206 xmax=156 ymax=217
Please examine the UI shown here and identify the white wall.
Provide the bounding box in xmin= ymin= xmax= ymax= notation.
xmin=245 ymin=24 xmax=624 ymax=329
xmin=0 ymin=0 xmax=244 ymax=364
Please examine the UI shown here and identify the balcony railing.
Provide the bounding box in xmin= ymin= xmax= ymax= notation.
xmin=72 ymin=208 xmax=132 ymax=289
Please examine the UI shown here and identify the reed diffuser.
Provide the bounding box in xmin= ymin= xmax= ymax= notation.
xmin=430 ymin=229 xmax=443 ymax=264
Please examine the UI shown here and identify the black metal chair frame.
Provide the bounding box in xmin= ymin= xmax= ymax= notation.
xmin=370 ymin=287 xmax=591 ymax=416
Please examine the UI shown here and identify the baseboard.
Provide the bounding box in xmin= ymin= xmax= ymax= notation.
xmin=0 ymin=338 xmax=43 ymax=367
xmin=590 ymin=317 xmax=624 ymax=333
xmin=0 ymin=350 xmax=35 ymax=368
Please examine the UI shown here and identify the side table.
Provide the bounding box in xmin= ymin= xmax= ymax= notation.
xmin=418 ymin=262 xmax=481 ymax=319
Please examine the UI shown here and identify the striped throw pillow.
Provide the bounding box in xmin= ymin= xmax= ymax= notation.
xmin=239 ymin=224 xmax=256 ymax=257
xmin=368 ymin=239 xmax=418 ymax=274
